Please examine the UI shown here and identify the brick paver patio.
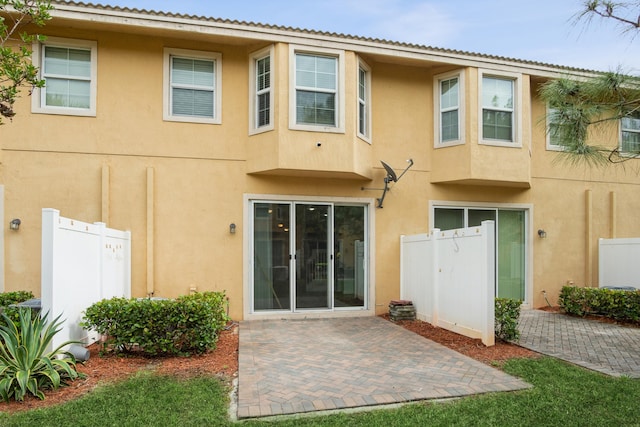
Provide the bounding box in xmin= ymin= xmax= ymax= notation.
xmin=517 ymin=309 xmax=640 ymax=378
xmin=237 ymin=316 xmax=530 ymax=419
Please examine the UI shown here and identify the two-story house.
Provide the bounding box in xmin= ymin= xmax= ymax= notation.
xmin=2 ymin=2 xmax=639 ymax=321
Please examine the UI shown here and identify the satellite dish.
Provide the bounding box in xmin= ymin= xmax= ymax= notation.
xmin=381 ymin=160 xmax=398 ymax=182
xmin=361 ymin=158 xmax=414 ymax=208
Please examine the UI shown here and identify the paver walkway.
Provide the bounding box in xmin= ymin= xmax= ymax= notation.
xmin=237 ymin=316 xmax=530 ymax=419
xmin=518 ymin=310 xmax=640 ymax=378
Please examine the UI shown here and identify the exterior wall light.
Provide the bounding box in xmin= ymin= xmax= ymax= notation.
xmin=9 ymin=218 xmax=21 ymax=231
xmin=229 ymin=223 xmax=236 ymax=234
xmin=537 ymin=229 xmax=547 ymax=238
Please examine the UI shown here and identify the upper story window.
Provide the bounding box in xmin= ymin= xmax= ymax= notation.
xmin=296 ymin=54 xmax=336 ymax=125
xmin=546 ymin=106 xmax=566 ymax=151
xmin=358 ymin=59 xmax=371 ymax=142
xmin=621 ymin=113 xmax=640 ymax=154
xmin=163 ymin=48 xmax=222 ymax=124
xmin=249 ymin=46 xmax=273 ymax=134
xmin=31 ymin=37 xmax=97 ymax=116
xmin=478 ymin=70 xmax=522 ymax=147
xmin=482 ymin=76 xmax=513 ymax=141
xmin=434 ymin=70 xmax=464 ymax=147
xmin=289 ymin=45 xmax=344 ymax=133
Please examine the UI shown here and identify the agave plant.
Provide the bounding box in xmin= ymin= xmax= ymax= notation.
xmin=0 ymin=308 xmax=83 ymax=401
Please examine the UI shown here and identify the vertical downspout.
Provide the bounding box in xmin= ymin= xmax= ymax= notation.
xmin=101 ymin=164 xmax=110 ymax=224
xmin=146 ymin=167 xmax=155 ymax=297
xmin=610 ymin=191 xmax=617 ymax=239
xmin=585 ymin=189 xmax=592 ymax=287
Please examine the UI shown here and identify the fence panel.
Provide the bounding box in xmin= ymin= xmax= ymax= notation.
xmin=400 ymin=233 xmax=434 ymax=322
xmin=599 ymin=238 xmax=640 ymax=289
xmin=41 ymin=209 xmax=131 ymax=351
xmin=401 ymin=221 xmax=495 ymax=346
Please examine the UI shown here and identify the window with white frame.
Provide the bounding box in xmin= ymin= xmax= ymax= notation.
xmin=621 ymin=113 xmax=640 ymax=154
xmin=357 ymin=59 xmax=371 ymax=141
xmin=434 ymin=70 xmax=464 ymax=146
xmin=31 ymin=37 xmax=97 ymax=116
xmin=546 ymin=105 xmax=565 ymax=150
xmin=289 ymin=46 xmax=344 ymax=132
xmin=249 ymin=46 xmax=273 ymax=133
xmin=163 ymin=48 xmax=221 ymax=124
xmin=481 ymin=73 xmax=518 ymax=144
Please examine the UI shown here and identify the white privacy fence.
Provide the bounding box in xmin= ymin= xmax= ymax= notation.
xmin=400 ymin=221 xmax=495 ymax=346
xmin=599 ymin=238 xmax=640 ymax=289
xmin=41 ymin=209 xmax=131 ymax=351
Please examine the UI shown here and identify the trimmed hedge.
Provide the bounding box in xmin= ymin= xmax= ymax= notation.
xmin=495 ymin=297 xmax=522 ymax=341
xmin=559 ymin=285 xmax=640 ymax=323
xmin=82 ymin=291 xmax=230 ymax=356
xmin=0 ymin=291 xmax=34 ymax=308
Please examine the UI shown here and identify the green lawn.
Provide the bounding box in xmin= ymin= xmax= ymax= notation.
xmin=1 ymin=357 xmax=638 ymax=426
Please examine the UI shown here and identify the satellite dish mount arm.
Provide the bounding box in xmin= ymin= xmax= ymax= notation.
xmin=376 ymin=158 xmax=413 ymax=208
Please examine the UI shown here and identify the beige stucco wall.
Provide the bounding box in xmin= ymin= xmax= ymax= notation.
xmin=2 ymin=17 xmax=640 ymax=320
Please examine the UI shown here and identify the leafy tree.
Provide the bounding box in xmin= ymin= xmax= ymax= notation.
xmin=0 ymin=0 xmax=52 ymax=125
xmin=539 ymin=1 xmax=640 ymax=165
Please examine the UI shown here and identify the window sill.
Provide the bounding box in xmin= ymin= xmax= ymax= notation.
xmin=163 ymin=115 xmax=221 ymax=125
xmin=289 ymin=123 xmax=345 ymax=134
xmin=546 ymin=145 xmax=567 ymax=152
xmin=357 ymin=133 xmax=371 ymax=145
xmin=479 ymin=139 xmax=522 ymax=148
xmin=435 ymin=140 xmax=465 ymax=149
xmin=32 ymin=107 xmax=96 ymax=117
xmin=249 ymin=125 xmax=274 ymax=136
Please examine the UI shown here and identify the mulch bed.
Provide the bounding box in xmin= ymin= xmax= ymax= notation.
xmin=0 ymin=324 xmax=240 ymax=414
xmin=381 ymin=313 xmax=538 ymax=364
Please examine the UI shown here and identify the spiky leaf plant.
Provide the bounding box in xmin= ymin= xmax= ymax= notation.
xmin=0 ymin=308 xmax=83 ymax=401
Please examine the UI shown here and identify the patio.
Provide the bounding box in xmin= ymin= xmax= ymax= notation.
xmin=236 ymin=316 xmax=530 ymax=419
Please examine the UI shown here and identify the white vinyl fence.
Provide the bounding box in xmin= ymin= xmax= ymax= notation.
xmin=400 ymin=221 xmax=495 ymax=346
xmin=599 ymin=238 xmax=640 ymax=289
xmin=41 ymin=208 xmax=131 ymax=351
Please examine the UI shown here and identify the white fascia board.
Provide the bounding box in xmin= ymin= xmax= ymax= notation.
xmin=51 ymin=4 xmax=599 ymax=80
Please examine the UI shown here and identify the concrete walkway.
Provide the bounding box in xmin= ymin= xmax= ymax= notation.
xmin=237 ymin=316 xmax=530 ymax=419
xmin=517 ymin=309 xmax=640 ymax=378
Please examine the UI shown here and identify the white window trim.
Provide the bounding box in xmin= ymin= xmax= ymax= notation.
xmin=546 ymin=105 xmax=566 ymax=151
xmin=249 ymin=45 xmax=274 ymax=135
xmin=619 ymin=115 xmax=640 ymax=155
xmin=163 ymin=48 xmax=222 ymax=124
xmin=478 ymin=69 xmax=522 ymax=148
xmin=288 ymin=44 xmax=345 ymax=134
xmin=357 ymin=57 xmax=372 ymax=143
xmin=31 ymin=37 xmax=97 ymax=117
xmin=433 ymin=69 xmax=465 ymax=148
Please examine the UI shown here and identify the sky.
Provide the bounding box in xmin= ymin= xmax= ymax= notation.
xmin=100 ymin=0 xmax=640 ymax=74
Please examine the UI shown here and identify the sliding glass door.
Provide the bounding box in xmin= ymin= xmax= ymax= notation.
xmin=252 ymin=201 xmax=367 ymax=312
xmin=295 ymin=204 xmax=330 ymax=309
xmin=253 ymin=203 xmax=291 ymax=310
xmin=334 ymin=206 xmax=365 ymax=307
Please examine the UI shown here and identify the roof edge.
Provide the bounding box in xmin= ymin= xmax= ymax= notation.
xmin=47 ymin=1 xmax=602 ymax=77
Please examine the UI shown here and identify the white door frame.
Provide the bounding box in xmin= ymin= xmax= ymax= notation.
xmin=243 ymin=193 xmax=376 ymax=320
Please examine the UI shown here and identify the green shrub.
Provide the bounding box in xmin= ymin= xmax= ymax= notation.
xmin=0 ymin=308 xmax=82 ymax=401
xmin=495 ymin=298 xmax=521 ymax=341
xmin=559 ymin=286 xmax=640 ymax=323
xmin=0 ymin=291 xmax=38 ymax=328
xmin=0 ymin=291 xmax=34 ymax=308
xmin=82 ymin=291 xmax=229 ymax=356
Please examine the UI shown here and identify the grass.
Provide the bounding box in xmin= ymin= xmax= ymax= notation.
xmin=1 ymin=358 xmax=639 ymax=426
xmin=0 ymin=372 xmax=230 ymax=427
